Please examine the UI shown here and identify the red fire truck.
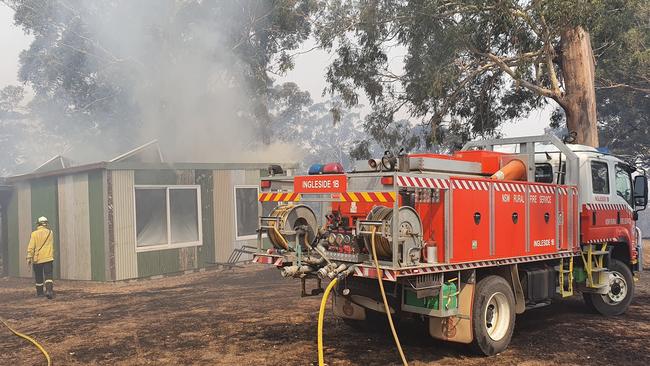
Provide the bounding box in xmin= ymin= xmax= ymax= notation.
xmin=253 ymin=134 xmax=648 ymax=356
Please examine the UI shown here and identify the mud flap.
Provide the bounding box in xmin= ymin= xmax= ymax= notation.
xmin=332 ymin=294 xmax=367 ymax=321
xmin=428 ymin=282 xmax=474 ymax=344
xmin=510 ymin=264 xmax=526 ymax=314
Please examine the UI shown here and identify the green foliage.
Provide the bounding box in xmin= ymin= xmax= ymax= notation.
xmin=316 ymin=0 xmax=645 ymax=151
xmin=594 ymin=1 xmax=649 ymax=164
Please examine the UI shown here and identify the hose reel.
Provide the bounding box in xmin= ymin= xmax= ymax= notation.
xmin=266 ymin=204 xmax=318 ymax=250
xmin=362 ymin=206 xmax=423 ymax=266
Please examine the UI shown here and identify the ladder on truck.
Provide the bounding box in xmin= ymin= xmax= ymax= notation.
xmin=581 ymin=243 xmax=609 ymax=289
xmin=557 ymin=257 xmax=574 ymax=297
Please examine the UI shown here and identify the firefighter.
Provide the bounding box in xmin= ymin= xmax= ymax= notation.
xmin=26 ymin=216 xmax=55 ymax=299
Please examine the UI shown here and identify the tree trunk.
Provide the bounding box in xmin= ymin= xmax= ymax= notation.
xmin=559 ymin=26 xmax=599 ymax=147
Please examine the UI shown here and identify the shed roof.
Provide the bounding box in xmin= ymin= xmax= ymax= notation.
xmin=8 ymin=140 xmax=298 ymax=182
xmin=8 ymin=161 xmax=298 ymax=182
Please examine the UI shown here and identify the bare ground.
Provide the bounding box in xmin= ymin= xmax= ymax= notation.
xmin=1 ymin=265 xmax=649 ymax=366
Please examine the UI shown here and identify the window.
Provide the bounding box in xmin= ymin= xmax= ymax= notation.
xmin=535 ymin=164 xmax=554 ymax=183
xmin=591 ymin=161 xmax=610 ymax=194
xmin=615 ymin=164 xmax=633 ymax=205
xmin=234 ymin=186 xmax=260 ymax=240
xmin=134 ymin=186 xmax=202 ymax=251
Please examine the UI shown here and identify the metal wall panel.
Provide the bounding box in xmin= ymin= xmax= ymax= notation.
xmin=176 ymin=170 xmax=197 ymax=271
xmin=230 ymin=170 xmax=247 ymax=251
xmin=137 ymin=249 xmax=180 ymax=277
xmin=1 ymin=193 xmax=9 ymax=276
xmin=213 ymin=170 xmax=234 ymax=262
xmin=17 ymin=182 xmax=32 ymax=277
xmin=7 ymin=192 xmax=17 ymax=276
xmin=197 ymin=170 xmax=215 ymax=265
xmin=213 ymin=169 xmax=261 ymax=262
xmin=30 ymin=178 xmax=60 ymax=277
xmin=88 ymin=170 xmax=107 ymax=281
xmin=58 ymin=174 xmax=92 ymax=280
xmin=112 ymin=170 xmax=138 ymax=280
xmin=242 ymin=170 xmax=261 ymax=249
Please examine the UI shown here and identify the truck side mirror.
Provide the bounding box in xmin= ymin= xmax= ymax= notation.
xmin=633 ymin=175 xmax=648 ymax=211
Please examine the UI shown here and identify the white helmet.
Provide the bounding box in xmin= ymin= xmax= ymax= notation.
xmin=37 ymin=216 xmax=48 ymax=224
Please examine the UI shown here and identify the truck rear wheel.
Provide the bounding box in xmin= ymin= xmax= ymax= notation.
xmin=583 ymin=258 xmax=634 ymax=316
xmin=471 ymin=275 xmax=516 ymax=356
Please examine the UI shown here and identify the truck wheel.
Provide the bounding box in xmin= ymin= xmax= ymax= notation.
xmin=471 ymin=275 xmax=516 ymax=356
xmin=583 ymin=258 xmax=634 ymax=316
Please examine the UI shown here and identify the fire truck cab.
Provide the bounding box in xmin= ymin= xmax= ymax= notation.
xmin=253 ymin=134 xmax=648 ymax=356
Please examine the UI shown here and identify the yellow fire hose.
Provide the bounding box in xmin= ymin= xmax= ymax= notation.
xmin=317 ymin=277 xmax=338 ymax=366
xmin=1 ymin=317 xmax=51 ymax=366
xmin=370 ymin=226 xmax=408 ymax=366
xmin=316 ymin=227 xmax=408 ymax=366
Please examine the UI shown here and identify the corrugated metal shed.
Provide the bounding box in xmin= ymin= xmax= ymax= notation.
xmin=4 ymin=141 xmax=297 ymax=281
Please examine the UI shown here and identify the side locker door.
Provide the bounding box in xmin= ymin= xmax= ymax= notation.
xmin=450 ymin=178 xmax=491 ymax=262
xmin=493 ymin=182 xmax=527 ymax=258
xmin=528 ymin=183 xmax=557 ymax=255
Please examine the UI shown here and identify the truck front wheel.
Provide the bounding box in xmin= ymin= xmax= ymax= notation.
xmin=583 ymin=258 xmax=634 ymax=316
xmin=471 ymin=275 xmax=516 ymax=356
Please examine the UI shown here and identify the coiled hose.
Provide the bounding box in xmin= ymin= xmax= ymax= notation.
xmin=370 ymin=226 xmax=408 ymax=366
xmin=1 ymin=317 xmax=51 ymax=366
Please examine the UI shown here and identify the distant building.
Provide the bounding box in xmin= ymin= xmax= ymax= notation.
xmin=0 ymin=141 xmax=294 ymax=280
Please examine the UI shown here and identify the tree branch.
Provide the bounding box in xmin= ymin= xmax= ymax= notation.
xmin=478 ymin=51 xmax=560 ymax=99
xmin=538 ymin=14 xmax=561 ymax=95
xmin=596 ymin=80 xmax=650 ymax=94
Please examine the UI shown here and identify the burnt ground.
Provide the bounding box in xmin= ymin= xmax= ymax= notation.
xmin=1 ymin=264 xmax=649 ymax=366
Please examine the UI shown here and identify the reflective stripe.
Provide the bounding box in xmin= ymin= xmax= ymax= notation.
xmin=35 ymin=283 xmax=43 ymax=286
xmin=44 ymin=280 xmax=54 ymax=284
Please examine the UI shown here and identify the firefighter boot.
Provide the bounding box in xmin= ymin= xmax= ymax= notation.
xmin=45 ymin=281 xmax=54 ymax=299
xmin=35 ymin=284 xmax=44 ymax=296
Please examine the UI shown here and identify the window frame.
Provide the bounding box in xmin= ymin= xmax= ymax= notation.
xmin=590 ymin=160 xmax=611 ymax=195
xmin=233 ymin=185 xmax=261 ymax=241
xmin=614 ymin=163 xmax=634 ymax=206
xmin=133 ymin=185 xmax=203 ymax=253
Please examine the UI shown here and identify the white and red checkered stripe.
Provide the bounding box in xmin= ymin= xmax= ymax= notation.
xmin=493 ymin=182 xmax=526 ymax=192
xmin=451 ymin=179 xmax=490 ymax=191
xmin=353 ymin=266 xmax=396 ymax=281
xmin=528 ymin=185 xmax=555 ymax=194
xmin=584 ymin=203 xmax=632 ymax=211
xmin=396 ymin=176 xmax=449 ymax=189
xmin=585 ymin=237 xmax=617 ymax=244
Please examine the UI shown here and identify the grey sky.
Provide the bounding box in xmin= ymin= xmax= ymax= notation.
xmin=1 ymin=5 xmax=550 ymax=138
xmin=0 ymin=5 xmax=31 ymax=87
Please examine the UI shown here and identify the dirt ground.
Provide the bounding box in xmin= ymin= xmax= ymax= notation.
xmin=1 ymin=265 xmax=650 ymax=366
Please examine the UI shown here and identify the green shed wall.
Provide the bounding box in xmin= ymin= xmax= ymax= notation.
xmin=137 ymin=249 xmax=180 ymax=277
xmin=7 ymin=191 xmax=18 ymax=276
xmin=88 ymin=171 xmax=106 ymax=281
xmin=1 ymin=196 xmax=8 ymax=276
xmin=132 ymin=169 xmax=207 ymax=278
xmin=30 ymin=178 xmax=60 ymax=278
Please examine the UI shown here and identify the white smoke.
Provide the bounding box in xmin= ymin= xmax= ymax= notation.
xmin=7 ymin=0 xmax=305 ymax=171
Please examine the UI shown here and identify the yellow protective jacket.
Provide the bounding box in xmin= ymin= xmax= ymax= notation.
xmin=26 ymin=226 xmax=54 ymax=264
